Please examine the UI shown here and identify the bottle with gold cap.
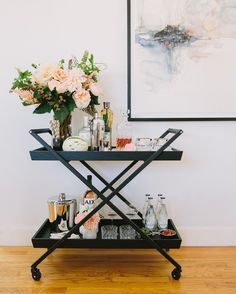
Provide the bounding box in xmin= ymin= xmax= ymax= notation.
xmin=101 ymin=102 xmax=113 ymax=151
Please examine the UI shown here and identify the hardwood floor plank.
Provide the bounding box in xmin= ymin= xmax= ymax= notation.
xmin=0 ymin=247 xmax=235 ymax=294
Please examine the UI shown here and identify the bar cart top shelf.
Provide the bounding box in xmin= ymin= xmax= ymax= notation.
xmin=30 ymin=147 xmax=183 ymax=161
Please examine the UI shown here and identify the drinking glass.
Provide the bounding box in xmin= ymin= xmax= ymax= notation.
xmin=152 ymin=138 xmax=168 ymax=151
xmin=101 ymin=225 xmax=118 ymax=239
xmin=136 ymin=138 xmax=153 ymax=151
xmin=119 ymin=225 xmax=136 ymax=239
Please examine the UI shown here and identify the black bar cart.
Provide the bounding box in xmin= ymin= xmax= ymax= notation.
xmin=29 ymin=128 xmax=183 ymax=281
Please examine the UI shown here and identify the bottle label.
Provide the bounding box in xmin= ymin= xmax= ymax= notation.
xmin=84 ymin=197 xmax=97 ymax=211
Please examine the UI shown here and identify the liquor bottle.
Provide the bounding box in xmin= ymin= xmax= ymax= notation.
xmin=78 ymin=115 xmax=91 ymax=148
xmin=83 ymin=175 xmax=97 ymax=211
xmin=144 ymin=196 xmax=157 ymax=231
xmin=90 ymin=113 xmax=104 ymax=151
xmin=158 ymin=196 xmax=168 ymax=229
xmin=116 ymin=111 xmax=132 ymax=150
xmin=79 ymin=175 xmax=100 ymax=240
xmin=101 ymin=102 xmax=113 ymax=151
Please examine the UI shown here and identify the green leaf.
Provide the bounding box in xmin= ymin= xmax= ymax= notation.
xmin=11 ymin=70 xmax=32 ymax=90
xmin=22 ymin=102 xmax=31 ymax=106
xmin=81 ymin=50 xmax=89 ymax=64
xmin=33 ymin=103 xmax=52 ymax=114
xmin=33 ymin=89 xmax=41 ymax=100
xmin=54 ymin=105 xmax=69 ymax=124
xmin=67 ymin=96 xmax=76 ymax=112
xmin=90 ymin=93 xmax=99 ymax=105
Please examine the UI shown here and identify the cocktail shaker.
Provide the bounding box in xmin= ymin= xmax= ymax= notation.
xmin=90 ymin=113 xmax=104 ymax=151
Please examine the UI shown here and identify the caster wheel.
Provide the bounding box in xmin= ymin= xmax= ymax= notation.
xmin=171 ymin=268 xmax=181 ymax=280
xmin=31 ymin=268 xmax=41 ymax=281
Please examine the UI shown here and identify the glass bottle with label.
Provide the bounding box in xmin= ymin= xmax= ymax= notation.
xmin=144 ymin=196 xmax=157 ymax=231
xmin=101 ymin=102 xmax=113 ymax=151
xmin=78 ymin=115 xmax=91 ymax=148
xmin=158 ymin=196 xmax=168 ymax=229
xmin=83 ymin=175 xmax=97 ymax=211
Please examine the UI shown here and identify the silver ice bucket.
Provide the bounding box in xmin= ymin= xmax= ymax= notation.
xmin=48 ymin=193 xmax=77 ymax=232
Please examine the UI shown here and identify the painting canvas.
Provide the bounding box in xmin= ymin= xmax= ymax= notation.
xmin=128 ymin=0 xmax=236 ymax=120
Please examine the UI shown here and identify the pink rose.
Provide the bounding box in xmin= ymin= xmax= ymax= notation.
xmin=56 ymin=81 xmax=68 ymax=94
xmin=53 ymin=68 xmax=68 ymax=82
xmin=74 ymin=211 xmax=100 ymax=231
xmin=48 ymin=79 xmax=59 ymax=91
xmin=73 ymin=89 xmax=91 ymax=109
xmin=14 ymin=89 xmax=37 ymax=105
xmin=89 ymin=82 xmax=103 ymax=96
xmin=33 ymin=64 xmax=58 ymax=86
xmin=48 ymin=79 xmax=68 ymax=94
xmin=66 ymin=68 xmax=85 ymax=92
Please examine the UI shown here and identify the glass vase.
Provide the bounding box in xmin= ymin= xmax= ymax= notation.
xmin=81 ymin=225 xmax=98 ymax=239
xmin=59 ymin=114 xmax=72 ymax=142
xmin=50 ymin=114 xmax=72 ymax=150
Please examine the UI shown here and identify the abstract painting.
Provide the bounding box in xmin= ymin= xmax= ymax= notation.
xmin=128 ymin=0 xmax=236 ymax=120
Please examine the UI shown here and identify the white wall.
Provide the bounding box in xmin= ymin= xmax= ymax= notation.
xmin=0 ymin=0 xmax=236 ymax=246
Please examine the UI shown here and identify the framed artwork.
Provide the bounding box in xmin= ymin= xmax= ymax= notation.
xmin=127 ymin=0 xmax=236 ymax=121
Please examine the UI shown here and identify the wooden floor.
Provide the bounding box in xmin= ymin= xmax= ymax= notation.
xmin=0 ymin=247 xmax=236 ymax=294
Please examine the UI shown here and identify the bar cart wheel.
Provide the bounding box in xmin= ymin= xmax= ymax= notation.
xmin=171 ymin=268 xmax=181 ymax=280
xmin=31 ymin=267 xmax=41 ymax=281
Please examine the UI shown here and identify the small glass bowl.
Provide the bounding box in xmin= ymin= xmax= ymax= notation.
xmin=136 ymin=138 xmax=153 ymax=151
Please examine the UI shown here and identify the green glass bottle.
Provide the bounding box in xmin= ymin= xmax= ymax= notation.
xmin=101 ymin=102 xmax=113 ymax=151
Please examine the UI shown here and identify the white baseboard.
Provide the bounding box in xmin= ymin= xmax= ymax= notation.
xmin=1 ymin=226 xmax=235 ymax=246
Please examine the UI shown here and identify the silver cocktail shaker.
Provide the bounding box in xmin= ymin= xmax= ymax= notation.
xmin=90 ymin=113 xmax=104 ymax=151
xmin=48 ymin=193 xmax=77 ymax=232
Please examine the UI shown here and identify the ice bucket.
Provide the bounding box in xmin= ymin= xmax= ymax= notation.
xmin=48 ymin=193 xmax=77 ymax=232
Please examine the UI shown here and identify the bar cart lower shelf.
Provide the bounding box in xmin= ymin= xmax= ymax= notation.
xmin=29 ymin=128 xmax=183 ymax=282
xmin=32 ymin=219 xmax=181 ymax=249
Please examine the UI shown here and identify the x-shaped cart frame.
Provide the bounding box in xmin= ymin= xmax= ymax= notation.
xmin=29 ymin=128 xmax=183 ymax=281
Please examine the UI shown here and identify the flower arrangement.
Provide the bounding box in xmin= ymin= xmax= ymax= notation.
xmin=10 ymin=51 xmax=103 ymax=124
xmin=74 ymin=211 xmax=100 ymax=231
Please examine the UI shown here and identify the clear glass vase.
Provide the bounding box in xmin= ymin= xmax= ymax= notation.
xmin=60 ymin=114 xmax=72 ymax=142
xmin=50 ymin=114 xmax=72 ymax=150
xmin=81 ymin=225 xmax=98 ymax=239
